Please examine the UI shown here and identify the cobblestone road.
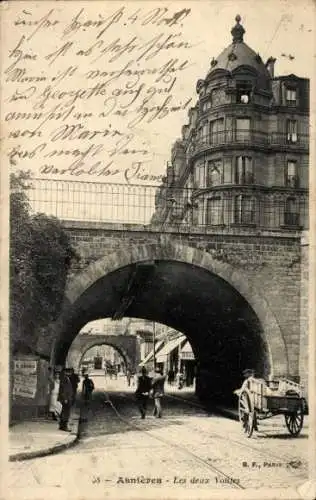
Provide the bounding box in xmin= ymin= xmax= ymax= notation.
xmin=6 ymin=374 xmax=309 ymax=500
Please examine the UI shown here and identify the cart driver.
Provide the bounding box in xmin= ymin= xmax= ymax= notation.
xmin=241 ymin=368 xmax=258 ymax=431
xmin=242 ymin=368 xmax=255 ymax=380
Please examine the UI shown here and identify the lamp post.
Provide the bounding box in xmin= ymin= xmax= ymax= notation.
xmin=153 ymin=321 xmax=156 ymax=372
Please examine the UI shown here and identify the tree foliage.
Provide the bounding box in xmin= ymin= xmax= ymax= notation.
xmin=10 ymin=172 xmax=78 ymax=353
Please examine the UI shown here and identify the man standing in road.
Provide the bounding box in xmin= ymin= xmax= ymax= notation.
xmin=135 ymin=367 xmax=152 ymax=419
xmin=69 ymin=368 xmax=80 ymax=405
xmin=82 ymin=373 xmax=95 ymax=403
xmin=58 ymin=368 xmax=74 ymax=432
xmin=151 ymin=367 xmax=166 ymax=418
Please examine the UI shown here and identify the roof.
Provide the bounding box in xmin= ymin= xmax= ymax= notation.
xmin=181 ymin=341 xmax=193 ymax=354
xmin=206 ymin=16 xmax=271 ymax=91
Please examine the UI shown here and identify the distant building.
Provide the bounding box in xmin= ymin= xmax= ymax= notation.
xmin=152 ymin=15 xmax=309 ymax=232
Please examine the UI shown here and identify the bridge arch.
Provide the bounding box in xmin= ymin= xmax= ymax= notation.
xmin=53 ymin=240 xmax=288 ymax=382
xmin=66 ymin=335 xmax=134 ymax=373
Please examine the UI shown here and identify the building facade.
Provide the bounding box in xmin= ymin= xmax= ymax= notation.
xmin=152 ymin=15 xmax=309 ymax=231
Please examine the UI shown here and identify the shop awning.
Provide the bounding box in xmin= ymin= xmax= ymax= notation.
xmin=156 ymin=335 xmax=186 ymax=362
xmin=180 ymin=341 xmax=195 ymax=360
xmin=139 ymin=340 xmax=164 ymax=366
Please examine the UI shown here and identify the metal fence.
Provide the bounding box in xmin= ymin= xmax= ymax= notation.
xmin=29 ymin=179 xmax=157 ymax=225
xmin=28 ymin=178 xmax=308 ymax=230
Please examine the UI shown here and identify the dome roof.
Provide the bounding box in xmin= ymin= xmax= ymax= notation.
xmin=206 ymin=15 xmax=271 ymax=91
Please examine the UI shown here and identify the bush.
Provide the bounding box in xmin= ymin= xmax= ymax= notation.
xmin=10 ymin=172 xmax=77 ymax=354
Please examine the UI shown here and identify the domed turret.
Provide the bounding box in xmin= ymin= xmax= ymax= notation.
xmin=206 ymin=15 xmax=271 ymax=92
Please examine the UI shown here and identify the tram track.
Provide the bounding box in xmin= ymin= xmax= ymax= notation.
xmin=77 ymin=388 xmax=307 ymax=488
xmin=110 ymin=390 xmax=307 ymax=477
xmin=165 ymin=392 xmax=308 ymax=476
xmin=83 ymin=391 xmax=246 ymax=490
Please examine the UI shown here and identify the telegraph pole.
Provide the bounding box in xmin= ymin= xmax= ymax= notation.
xmin=153 ymin=321 xmax=156 ymax=371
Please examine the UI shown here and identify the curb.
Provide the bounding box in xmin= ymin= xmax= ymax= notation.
xmin=9 ymin=408 xmax=82 ymax=462
xmin=9 ymin=431 xmax=80 ymax=462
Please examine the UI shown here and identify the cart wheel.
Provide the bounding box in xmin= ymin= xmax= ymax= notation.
xmin=239 ymin=390 xmax=255 ymax=438
xmin=285 ymin=403 xmax=304 ymax=436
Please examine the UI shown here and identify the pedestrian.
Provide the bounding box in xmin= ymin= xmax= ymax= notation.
xmin=135 ymin=367 xmax=152 ymax=419
xmin=151 ymin=367 xmax=166 ymax=418
xmin=126 ymin=368 xmax=131 ymax=387
xmin=58 ymin=369 xmax=73 ymax=431
xmin=82 ymin=373 xmax=95 ymax=403
xmin=69 ymin=368 xmax=80 ymax=405
xmin=176 ymin=371 xmax=184 ymax=389
xmin=49 ymin=371 xmax=62 ymax=421
xmin=241 ymin=369 xmax=258 ymax=430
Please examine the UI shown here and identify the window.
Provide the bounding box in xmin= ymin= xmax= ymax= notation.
xmin=206 ymin=197 xmax=222 ymax=225
xmin=209 ymin=118 xmax=224 ymax=144
xmin=207 ymin=159 xmax=222 ymax=186
xmin=194 ymin=164 xmax=205 ymax=188
xmin=236 ymin=118 xmax=250 ymax=142
xmin=202 ymin=100 xmax=211 ymax=112
xmin=286 ymin=88 xmax=297 ymax=106
xmin=286 ymin=120 xmax=297 ymax=143
xmin=234 ymin=195 xmax=256 ymax=224
xmin=200 ymin=123 xmax=208 ymax=143
xmin=235 ymin=156 xmax=254 ymax=184
xmin=286 ymin=161 xmax=299 ymax=187
xmin=236 ymin=81 xmax=252 ymax=104
xmin=284 ymin=197 xmax=299 ymax=226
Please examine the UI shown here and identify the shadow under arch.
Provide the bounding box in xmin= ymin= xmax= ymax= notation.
xmin=51 ymin=240 xmax=289 ymax=382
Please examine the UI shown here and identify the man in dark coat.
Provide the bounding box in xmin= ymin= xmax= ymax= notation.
xmin=58 ymin=369 xmax=73 ymax=431
xmin=151 ymin=367 xmax=166 ymax=418
xmin=135 ymin=367 xmax=152 ymax=419
xmin=69 ymin=368 xmax=80 ymax=405
xmin=82 ymin=373 xmax=95 ymax=403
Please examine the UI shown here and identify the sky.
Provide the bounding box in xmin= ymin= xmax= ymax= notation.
xmin=2 ymin=0 xmax=315 ymax=220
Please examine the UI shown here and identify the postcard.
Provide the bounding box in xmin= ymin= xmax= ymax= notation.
xmin=1 ymin=1 xmax=315 ymax=499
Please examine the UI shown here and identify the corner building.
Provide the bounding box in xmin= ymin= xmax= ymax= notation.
xmin=155 ymin=15 xmax=309 ymax=230
xmin=152 ymin=16 xmax=309 ymax=396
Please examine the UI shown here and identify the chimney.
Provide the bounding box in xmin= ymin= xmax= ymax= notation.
xmin=266 ymin=57 xmax=276 ymax=78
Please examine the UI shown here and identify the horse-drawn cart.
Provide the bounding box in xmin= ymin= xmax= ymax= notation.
xmin=235 ymin=377 xmax=307 ymax=438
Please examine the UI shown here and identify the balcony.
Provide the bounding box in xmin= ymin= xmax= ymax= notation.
xmin=284 ymin=212 xmax=300 ymax=226
xmin=193 ymin=130 xmax=309 ymax=155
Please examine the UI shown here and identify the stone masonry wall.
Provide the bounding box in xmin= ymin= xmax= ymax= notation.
xmin=63 ymin=222 xmax=304 ymax=380
xmin=299 ymin=231 xmax=309 ymax=395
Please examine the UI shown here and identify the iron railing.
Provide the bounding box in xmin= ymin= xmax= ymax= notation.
xmin=194 ymin=130 xmax=309 ymax=155
xmin=28 ymin=178 xmax=308 ymax=230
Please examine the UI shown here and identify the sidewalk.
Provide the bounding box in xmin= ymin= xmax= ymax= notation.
xmin=9 ymin=407 xmax=80 ymax=462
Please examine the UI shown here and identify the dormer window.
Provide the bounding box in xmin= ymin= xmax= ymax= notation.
xmin=286 ymin=88 xmax=297 ymax=106
xmin=236 ymin=80 xmax=252 ymax=104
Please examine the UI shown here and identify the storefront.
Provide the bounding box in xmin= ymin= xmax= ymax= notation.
xmin=179 ymin=341 xmax=196 ymax=386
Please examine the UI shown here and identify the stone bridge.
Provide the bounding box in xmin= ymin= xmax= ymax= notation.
xmin=66 ymin=334 xmax=139 ymax=373
xmin=35 ymin=221 xmax=308 ymax=401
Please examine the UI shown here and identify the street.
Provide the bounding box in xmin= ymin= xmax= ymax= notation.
xmin=7 ymin=373 xmax=309 ymax=499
